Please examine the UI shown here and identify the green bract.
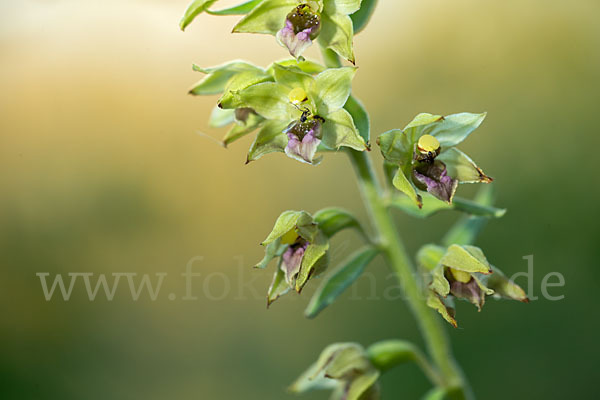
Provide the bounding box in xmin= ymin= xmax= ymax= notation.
xmin=290 ymin=343 xmax=380 ymax=400
xmin=377 ymin=112 xmax=492 ymax=207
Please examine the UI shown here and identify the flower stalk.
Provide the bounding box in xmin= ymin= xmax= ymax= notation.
xmin=347 ymin=149 xmax=472 ymax=399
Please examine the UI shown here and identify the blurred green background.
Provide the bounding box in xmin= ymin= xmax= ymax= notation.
xmin=1 ymin=0 xmax=598 ymax=398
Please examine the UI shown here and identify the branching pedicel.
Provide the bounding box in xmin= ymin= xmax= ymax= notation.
xmin=180 ymin=1 xmax=528 ymax=398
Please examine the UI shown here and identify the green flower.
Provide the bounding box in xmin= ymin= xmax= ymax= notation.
xmin=417 ymin=244 xmax=528 ymax=327
xmin=377 ymin=112 xmax=492 ymax=207
xmin=233 ymin=0 xmax=361 ymax=62
xmin=256 ymin=210 xmax=330 ymax=304
xmin=188 ymin=59 xmax=365 ymax=163
xmin=220 ymin=62 xmax=367 ymax=164
xmin=290 ymin=343 xmax=380 ymax=400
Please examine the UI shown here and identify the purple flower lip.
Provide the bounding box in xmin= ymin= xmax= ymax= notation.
xmin=276 ymin=5 xmax=321 ymax=58
xmin=413 ymin=161 xmax=458 ymax=203
xmin=281 ymin=240 xmax=309 ymax=285
xmin=284 ymin=117 xmax=323 ymax=164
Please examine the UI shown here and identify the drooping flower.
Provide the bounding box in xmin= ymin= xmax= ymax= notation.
xmin=187 ymin=59 xmax=367 ymax=164
xmin=378 ymin=113 xmax=493 ymax=207
xmin=221 ymin=62 xmax=367 ymax=165
xmin=290 ymin=343 xmax=381 ymax=400
xmin=417 ymin=243 xmax=528 ymax=327
xmin=255 ymin=210 xmax=330 ymax=305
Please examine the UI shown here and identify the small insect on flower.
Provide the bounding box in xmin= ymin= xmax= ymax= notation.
xmin=415 ymin=134 xmax=441 ymax=164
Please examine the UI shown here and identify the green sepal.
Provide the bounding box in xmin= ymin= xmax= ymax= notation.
xmin=189 ymin=61 xmax=265 ymax=96
xmin=321 ymin=108 xmax=367 ymax=151
xmin=324 ymin=0 xmax=362 ymax=15
xmin=267 ymin=260 xmax=291 ymax=306
xmin=351 ymin=0 xmax=378 ymax=33
xmin=318 ymin=13 xmax=355 ymax=63
xmin=179 ymin=0 xmax=218 ymax=31
xmin=313 ymin=67 xmax=357 ymax=115
xmin=305 ymin=246 xmax=379 ymax=318
xmin=426 ymin=112 xmax=486 ymax=148
xmin=427 ymin=291 xmax=457 ymax=328
xmin=430 ymin=265 xmax=450 ymax=297
xmin=261 ymin=210 xmax=315 ymax=246
xmin=255 ymin=238 xmax=286 ymax=269
xmin=206 ymin=0 xmax=261 ymax=15
xmin=438 ymin=148 xmax=493 ymax=184
xmin=246 ymin=120 xmax=289 ymax=162
xmin=209 ymin=107 xmax=235 ymax=128
xmin=296 ymin=231 xmax=330 ymax=292
xmin=485 ymin=266 xmax=529 ymax=302
xmin=366 ymin=340 xmax=421 ymax=373
xmin=218 ymin=70 xmax=274 ymax=109
xmin=271 ymin=64 xmax=316 ymax=96
xmin=440 ymin=244 xmax=493 ymax=274
xmin=273 ymin=59 xmax=327 ymax=75
xmin=233 ymin=0 xmax=298 ymax=35
xmin=416 ymin=244 xmax=445 ymax=272
xmin=344 ymin=95 xmax=370 ymax=144
xmin=389 ymin=192 xmax=506 ymax=219
xmin=236 ymin=82 xmax=297 ymax=120
xmin=222 ymin=111 xmax=264 ymax=147
xmin=313 ymin=207 xmax=364 ymax=238
xmin=392 ymin=168 xmax=422 ymax=208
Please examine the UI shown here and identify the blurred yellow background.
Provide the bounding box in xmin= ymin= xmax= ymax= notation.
xmin=1 ymin=0 xmax=599 ymax=398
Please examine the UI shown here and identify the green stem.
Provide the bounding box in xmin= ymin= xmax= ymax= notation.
xmin=347 ymin=150 xmax=473 ymax=399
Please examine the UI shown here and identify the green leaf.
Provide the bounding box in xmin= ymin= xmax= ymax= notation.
xmin=296 ymin=232 xmax=330 ymax=291
xmin=313 ymin=207 xmax=363 ymax=238
xmin=392 ymin=168 xmax=422 ymax=208
xmin=189 ymin=61 xmax=264 ymax=96
xmin=237 ymin=82 xmax=296 ymax=120
xmin=209 ymin=107 xmax=235 ymax=128
xmin=321 ymin=108 xmax=366 ymax=151
xmin=305 ymin=246 xmax=379 ymax=318
xmin=438 ymin=148 xmax=492 ymax=184
xmin=440 ymin=245 xmax=492 ymax=274
xmin=389 ymin=192 xmax=506 ymax=218
xmin=428 ymin=112 xmax=486 ymax=148
xmin=314 ymin=67 xmax=357 ymax=115
xmin=261 ymin=210 xmax=314 ymax=245
xmin=442 ymin=185 xmax=498 ymax=246
xmin=345 ymin=370 xmax=380 ymax=400
xmin=486 ymin=266 xmax=529 ymax=302
xmin=233 ymin=0 xmax=297 ymax=35
xmin=422 ymin=387 xmax=447 ymax=400
xmin=206 ymin=0 xmax=262 ymax=15
xmin=344 ymin=95 xmax=370 ymax=144
xmin=255 ymin=238 xmax=286 ymax=269
xmin=267 ymin=262 xmax=291 ymax=306
xmin=366 ymin=340 xmax=420 ymax=372
xmin=351 ymin=0 xmax=378 ymax=33
xmin=180 ymin=0 xmax=218 ymax=31
xmin=247 ymin=120 xmax=290 ymax=162
xmin=318 ymin=13 xmax=355 ymax=63
xmin=416 ymin=244 xmax=445 ymax=272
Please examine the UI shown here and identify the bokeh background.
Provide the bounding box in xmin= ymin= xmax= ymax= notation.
xmin=1 ymin=0 xmax=598 ymax=398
